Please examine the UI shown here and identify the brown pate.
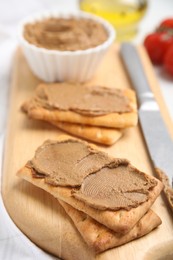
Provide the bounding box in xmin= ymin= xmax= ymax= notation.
xmin=26 ymin=83 xmax=133 ymax=116
xmin=23 ymin=17 xmax=108 ymax=51
xmin=27 ymin=139 xmax=157 ymax=211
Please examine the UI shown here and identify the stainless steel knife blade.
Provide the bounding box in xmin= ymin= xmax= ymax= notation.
xmin=120 ymin=43 xmax=173 ymax=190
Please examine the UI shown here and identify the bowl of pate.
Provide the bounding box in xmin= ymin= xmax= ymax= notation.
xmin=19 ymin=10 xmax=115 ymax=82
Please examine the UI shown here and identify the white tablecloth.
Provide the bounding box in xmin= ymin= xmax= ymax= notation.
xmin=0 ymin=0 xmax=173 ymax=259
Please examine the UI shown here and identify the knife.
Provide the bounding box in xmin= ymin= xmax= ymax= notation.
xmin=120 ymin=43 xmax=173 ymax=211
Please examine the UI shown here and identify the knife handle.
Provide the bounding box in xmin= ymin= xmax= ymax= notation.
xmin=120 ymin=43 xmax=156 ymax=107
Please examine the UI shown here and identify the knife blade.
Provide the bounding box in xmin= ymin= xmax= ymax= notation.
xmin=120 ymin=43 xmax=173 ymax=210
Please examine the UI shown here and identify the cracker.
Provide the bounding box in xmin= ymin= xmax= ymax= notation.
xmin=59 ymin=201 xmax=161 ymax=254
xmin=155 ymin=168 xmax=173 ymax=212
xmin=17 ymin=167 xmax=163 ymax=234
xmin=17 ymin=135 xmax=163 ymax=234
xmin=50 ymin=121 xmax=122 ymax=145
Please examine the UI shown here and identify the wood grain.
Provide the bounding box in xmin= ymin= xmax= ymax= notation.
xmin=2 ymin=44 xmax=173 ymax=260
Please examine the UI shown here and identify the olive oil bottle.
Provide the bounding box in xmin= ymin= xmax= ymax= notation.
xmin=79 ymin=0 xmax=147 ymax=41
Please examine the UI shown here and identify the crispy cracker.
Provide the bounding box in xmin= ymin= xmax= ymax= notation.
xmin=155 ymin=168 xmax=173 ymax=212
xmin=59 ymin=201 xmax=161 ymax=254
xmin=17 ymin=135 xmax=163 ymax=234
xmin=50 ymin=121 xmax=122 ymax=145
xmin=22 ymin=86 xmax=138 ymax=129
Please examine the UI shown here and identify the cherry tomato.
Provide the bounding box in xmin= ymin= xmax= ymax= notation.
xmin=144 ymin=32 xmax=173 ymax=64
xmin=159 ymin=18 xmax=173 ymax=31
xmin=164 ymin=45 xmax=173 ymax=76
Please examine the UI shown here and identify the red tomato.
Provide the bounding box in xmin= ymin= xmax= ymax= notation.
xmin=164 ymin=45 xmax=173 ymax=76
xmin=144 ymin=32 xmax=173 ymax=64
xmin=159 ymin=18 xmax=173 ymax=31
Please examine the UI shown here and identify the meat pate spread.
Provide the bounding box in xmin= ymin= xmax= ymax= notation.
xmin=27 ymin=139 xmax=157 ymax=211
xmin=23 ymin=17 xmax=108 ymax=51
xmin=30 ymin=83 xmax=133 ymax=116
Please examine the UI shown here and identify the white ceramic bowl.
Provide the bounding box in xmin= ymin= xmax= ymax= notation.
xmin=18 ymin=10 xmax=115 ymax=82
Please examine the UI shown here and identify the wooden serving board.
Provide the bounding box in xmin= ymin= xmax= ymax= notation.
xmin=2 ymin=44 xmax=173 ymax=260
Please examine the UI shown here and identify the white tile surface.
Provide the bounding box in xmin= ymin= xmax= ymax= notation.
xmin=0 ymin=0 xmax=173 ymax=259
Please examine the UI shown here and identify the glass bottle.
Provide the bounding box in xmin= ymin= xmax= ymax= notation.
xmin=79 ymin=0 xmax=148 ymax=41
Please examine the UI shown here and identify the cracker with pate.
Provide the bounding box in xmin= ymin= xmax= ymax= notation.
xmin=22 ymin=82 xmax=138 ymax=129
xmin=155 ymin=168 xmax=173 ymax=212
xmin=17 ymin=135 xmax=163 ymax=234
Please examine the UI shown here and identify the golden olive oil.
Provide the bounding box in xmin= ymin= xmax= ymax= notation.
xmin=79 ymin=0 xmax=147 ymax=41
